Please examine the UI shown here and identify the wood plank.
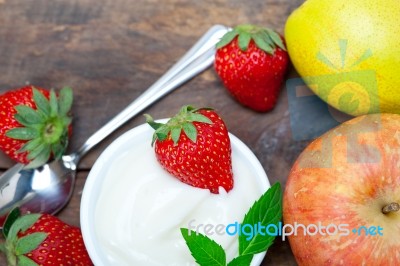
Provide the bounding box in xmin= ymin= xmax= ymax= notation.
xmin=0 ymin=0 xmax=303 ymax=169
xmin=0 ymin=0 xmax=306 ymax=264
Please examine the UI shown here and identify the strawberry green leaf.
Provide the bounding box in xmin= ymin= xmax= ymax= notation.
xmin=171 ymin=126 xmax=182 ymax=145
xmin=182 ymin=122 xmax=197 ymax=143
xmin=0 ymin=244 xmax=5 ymax=253
xmin=216 ymin=30 xmax=238 ymax=49
xmin=7 ymin=214 xmax=41 ymax=243
xmin=155 ymin=127 xmax=169 ymax=141
xmin=147 ymin=105 xmax=214 ymax=146
xmin=13 ymin=114 xmax=31 ymax=127
xmin=187 ymin=113 xmax=212 ymax=124
xmin=238 ymin=32 xmax=252 ymax=51
xmin=26 ymin=145 xmax=51 ymax=169
xmin=17 ymin=255 xmax=38 ymax=266
xmin=51 ymin=141 xmax=67 ymax=160
xmin=6 ymin=87 xmax=73 ymax=167
xmin=144 ymin=114 xmax=164 ymax=130
xmin=151 ymin=134 xmax=157 ymax=146
xmin=222 ymin=24 xmax=285 ymax=55
xmin=181 ymin=228 xmax=226 ymax=266
xmin=3 ymin=208 xmax=21 ymax=239
xmin=180 ymin=105 xmax=193 ymax=113
xmin=239 ymin=182 xmax=282 ymax=256
xmin=6 ymin=128 xmax=39 ymax=140
xmin=266 ymin=29 xmax=285 ymax=50
xmin=253 ymin=34 xmax=274 ymax=54
xmin=49 ymin=90 xmax=58 ymax=117
xmin=26 ymin=143 xmax=46 ymax=160
xmin=61 ymin=117 xmax=72 ymax=128
xmin=32 ymin=88 xmax=50 ymax=116
xmin=15 ymin=232 xmax=47 ymax=255
xmin=227 ymin=254 xmax=253 ymax=266
xmin=58 ymin=87 xmax=73 ymax=116
xmin=19 ymin=138 xmax=43 ymax=153
xmin=14 ymin=105 xmax=44 ymax=125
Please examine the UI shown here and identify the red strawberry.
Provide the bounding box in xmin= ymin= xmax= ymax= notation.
xmin=145 ymin=105 xmax=233 ymax=194
xmin=0 ymin=209 xmax=93 ymax=265
xmin=214 ymin=24 xmax=289 ymax=112
xmin=0 ymin=85 xmax=73 ymax=168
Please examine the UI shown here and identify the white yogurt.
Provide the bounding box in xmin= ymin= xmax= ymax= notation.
xmin=82 ymin=123 xmax=269 ymax=266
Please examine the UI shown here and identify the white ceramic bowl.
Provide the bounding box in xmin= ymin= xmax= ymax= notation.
xmin=81 ymin=120 xmax=270 ymax=266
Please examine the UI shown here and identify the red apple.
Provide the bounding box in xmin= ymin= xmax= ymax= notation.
xmin=283 ymin=113 xmax=400 ymax=265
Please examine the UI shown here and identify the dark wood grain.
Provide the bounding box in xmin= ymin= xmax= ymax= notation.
xmin=0 ymin=0 xmax=305 ymax=265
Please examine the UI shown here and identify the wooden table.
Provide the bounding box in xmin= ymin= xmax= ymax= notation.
xmin=0 ymin=0 xmax=306 ymax=264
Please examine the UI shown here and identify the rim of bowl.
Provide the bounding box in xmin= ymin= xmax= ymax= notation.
xmin=81 ymin=120 xmax=270 ymax=266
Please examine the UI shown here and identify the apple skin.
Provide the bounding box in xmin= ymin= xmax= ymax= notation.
xmin=283 ymin=113 xmax=400 ymax=265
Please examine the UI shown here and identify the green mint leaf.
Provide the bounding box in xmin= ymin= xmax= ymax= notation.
xmin=182 ymin=122 xmax=197 ymax=143
xmin=32 ymin=87 xmax=50 ymax=116
xmin=239 ymin=182 xmax=282 ymax=256
xmin=180 ymin=228 xmax=226 ymax=266
xmin=15 ymin=232 xmax=47 ymax=255
xmin=17 ymin=255 xmax=38 ymax=266
xmin=227 ymin=254 xmax=253 ymax=266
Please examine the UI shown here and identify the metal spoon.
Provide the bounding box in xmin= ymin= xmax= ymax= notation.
xmin=0 ymin=25 xmax=229 ymax=225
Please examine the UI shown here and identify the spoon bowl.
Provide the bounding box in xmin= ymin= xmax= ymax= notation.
xmin=0 ymin=25 xmax=230 ymax=225
xmin=0 ymin=157 xmax=76 ymax=225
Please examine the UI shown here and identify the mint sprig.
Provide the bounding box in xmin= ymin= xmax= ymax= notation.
xmin=181 ymin=228 xmax=226 ymax=266
xmin=227 ymin=255 xmax=253 ymax=266
xmin=239 ymin=182 xmax=282 ymax=255
xmin=181 ymin=182 xmax=282 ymax=266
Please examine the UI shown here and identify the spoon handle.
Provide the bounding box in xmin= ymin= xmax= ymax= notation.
xmin=73 ymin=25 xmax=229 ymax=162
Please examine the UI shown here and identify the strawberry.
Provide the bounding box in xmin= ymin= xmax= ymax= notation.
xmin=0 ymin=209 xmax=93 ymax=265
xmin=0 ymin=85 xmax=73 ymax=168
xmin=214 ymin=24 xmax=289 ymax=112
xmin=145 ymin=105 xmax=233 ymax=194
